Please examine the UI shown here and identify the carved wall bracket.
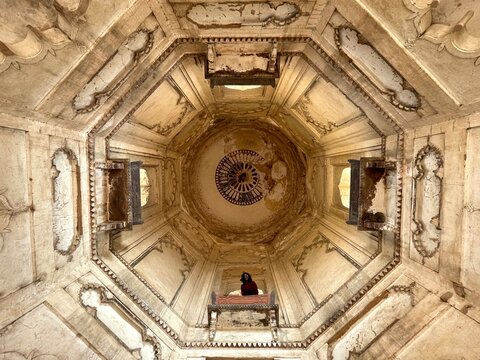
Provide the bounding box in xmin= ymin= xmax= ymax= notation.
xmin=403 ymin=0 xmax=480 ymax=65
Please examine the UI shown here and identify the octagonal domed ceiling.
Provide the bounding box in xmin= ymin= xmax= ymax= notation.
xmin=183 ymin=119 xmax=306 ymax=244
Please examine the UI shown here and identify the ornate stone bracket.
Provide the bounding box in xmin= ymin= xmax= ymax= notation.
xmin=80 ymin=284 xmax=162 ymax=359
xmin=0 ymin=0 xmax=90 ymax=73
xmin=411 ymin=144 xmax=443 ymax=258
xmin=403 ymin=0 xmax=480 ymax=65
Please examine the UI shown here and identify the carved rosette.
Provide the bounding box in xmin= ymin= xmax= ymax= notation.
xmin=411 ymin=144 xmax=443 ymax=258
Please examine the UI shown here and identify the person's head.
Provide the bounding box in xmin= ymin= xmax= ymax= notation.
xmin=240 ymin=272 xmax=252 ymax=283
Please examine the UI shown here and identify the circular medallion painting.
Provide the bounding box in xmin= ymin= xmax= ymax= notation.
xmin=215 ymin=149 xmax=265 ymax=206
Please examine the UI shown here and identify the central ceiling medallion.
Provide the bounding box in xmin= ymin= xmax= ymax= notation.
xmin=215 ymin=149 xmax=264 ymax=206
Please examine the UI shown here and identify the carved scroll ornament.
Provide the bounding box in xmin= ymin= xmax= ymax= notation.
xmin=411 ymin=144 xmax=443 ymax=258
xmin=403 ymin=0 xmax=480 ymax=65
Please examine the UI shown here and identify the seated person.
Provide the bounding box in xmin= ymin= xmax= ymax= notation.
xmin=240 ymin=272 xmax=258 ymax=296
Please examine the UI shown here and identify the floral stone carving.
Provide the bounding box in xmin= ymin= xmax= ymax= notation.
xmin=411 ymin=144 xmax=443 ymax=258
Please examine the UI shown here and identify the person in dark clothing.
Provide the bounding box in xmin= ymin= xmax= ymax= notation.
xmin=240 ymin=272 xmax=258 ymax=296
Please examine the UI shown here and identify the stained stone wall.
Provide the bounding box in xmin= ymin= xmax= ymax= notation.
xmin=1 ymin=0 xmax=480 ymax=358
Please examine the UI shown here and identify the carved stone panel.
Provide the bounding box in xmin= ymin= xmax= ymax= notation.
xmin=291 ymin=235 xmax=359 ymax=304
xmin=80 ymin=284 xmax=162 ymax=359
xmin=186 ymin=2 xmax=300 ymax=27
xmin=335 ymin=26 xmax=421 ymax=111
xmin=410 ymin=134 xmax=444 ymax=271
xmin=51 ymin=148 xmax=82 ymax=255
xmin=164 ymin=159 xmax=178 ymax=208
xmin=73 ymin=14 xmax=158 ymax=113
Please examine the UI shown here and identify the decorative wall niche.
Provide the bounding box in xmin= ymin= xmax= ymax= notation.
xmin=0 ymin=0 xmax=90 ymax=73
xmin=410 ymin=135 xmax=444 ymax=271
xmin=186 ymin=2 xmax=300 ymax=27
xmin=80 ymin=284 xmax=162 ymax=359
xmin=73 ymin=14 xmax=158 ymax=113
xmin=51 ymin=147 xmax=82 ymax=255
xmin=334 ymin=26 xmax=421 ymax=111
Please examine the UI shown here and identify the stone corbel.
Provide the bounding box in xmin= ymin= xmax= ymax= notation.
xmin=403 ymin=1 xmax=480 ymax=65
